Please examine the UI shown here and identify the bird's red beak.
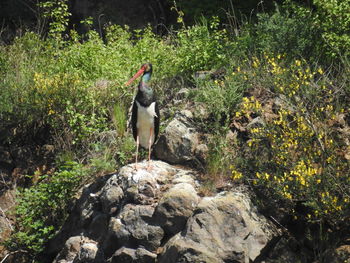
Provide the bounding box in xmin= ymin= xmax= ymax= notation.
xmin=125 ymin=66 xmax=146 ymax=86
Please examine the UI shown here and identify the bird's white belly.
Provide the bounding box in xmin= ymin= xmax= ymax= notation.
xmin=136 ymin=101 xmax=157 ymax=148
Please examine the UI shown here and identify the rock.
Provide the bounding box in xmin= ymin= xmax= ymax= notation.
xmin=135 ymin=247 xmax=157 ymax=262
xmin=100 ymin=178 xmax=124 ymax=213
xmin=154 ymin=183 xmax=200 ymax=235
xmin=194 ymin=143 xmax=209 ymax=163
xmin=154 ymin=113 xmax=200 ymax=164
xmin=88 ymin=213 xmax=109 ymax=241
xmin=53 ymin=236 xmax=100 ymax=263
xmin=246 ymin=116 xmax=265 ymax=129
xmin=109 ymin=247 xmax=156 ymax=263
xmin=109 ymin=247 xmax=136 ymax=263
xmin=159 ymin=191 xmax=280 ymax=263
xmin=103 ymin=204 xmax=163 ymax=256
xmin=49 ymin=161 xmax=281 ymax=263
xmin=323 ymin=238 xmax=350 ymax=263
xmin=332 ymin=242 xmax=350 ymax=263
xmin=74 ymin=242 xmax=99 ymax=263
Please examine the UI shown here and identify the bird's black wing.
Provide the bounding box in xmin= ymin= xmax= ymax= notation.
xmin=131 ymin=99 xmax=138 ymax=141
xmin=154 ymin=101 xmax=160 ymax=142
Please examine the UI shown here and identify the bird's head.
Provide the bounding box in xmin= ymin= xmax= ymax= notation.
xmin=125 ymin=63 xmax=152 ymax=86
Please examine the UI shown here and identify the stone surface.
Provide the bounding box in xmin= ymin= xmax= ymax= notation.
xmin=158 ymin=191 xmax=280 ymax=263
xmin=154 ymin=183 xmax=200 ymax=235
xmin=48 ymin=161 xmax=281 ymax=263
xmin=53 ymin=236 xmax=100 ymax=263
xmin=109 ymin=247 xmax=157 ymax=263
xmin=154 ymin=113 xmax=200 ymax=164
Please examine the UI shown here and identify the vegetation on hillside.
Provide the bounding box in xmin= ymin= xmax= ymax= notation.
xmin=0 ymin=0 xmax=349 ymax=261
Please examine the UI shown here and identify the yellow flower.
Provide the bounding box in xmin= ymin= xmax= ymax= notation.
xmin=264 ymin=173 xmax=270 ymax=180
xmin=232 ymin=170 xmax=243 ymax=180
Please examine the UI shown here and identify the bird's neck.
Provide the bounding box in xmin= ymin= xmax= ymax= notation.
xmin=137 ymin=82 xmax=154 ymax=107
xmin=141 ymin=72 xmax=152 ymax=83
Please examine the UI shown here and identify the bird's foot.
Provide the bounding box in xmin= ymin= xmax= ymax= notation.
xmin=133 ymin=163 xmax=139 ymax=171
xmin=146 ymin=161 xmax=153 ymax=171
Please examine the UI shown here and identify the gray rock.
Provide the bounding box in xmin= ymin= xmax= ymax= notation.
xmin=53 ymin=236 xmax=82 ymax=263
xmin=73 ymin=242 xmax=98 ymax=263
xmin=154 ymin=183 xmax=200 ymax=235
xmin=54 ymin=236 xmax=100 ymax=263
xmin=100 ymin=178 xmax=124 ymax=213
xmin=159 ymin=191 xmax=280 ymax=263
xmin=109 ymin=247 xmax=156 ymax=263
xmin=101 ymin=167 xmax=165 ymax=257
xmin=246 ymin=116 xmax=265 ymax=129
xmin=264 ymin=236 xmax=305 ymax=263
xmin=154 ymin=117 xmax=199 ymax=164
xmin=119 ymin=204 xmax=163 ymax=250
xmin=194 ymin=143 xmax=209 ymax=163
xmin=135 ymin=248 xmax=157 ymax=262
xmin=109 ymin=247 xmax=136 ymax=263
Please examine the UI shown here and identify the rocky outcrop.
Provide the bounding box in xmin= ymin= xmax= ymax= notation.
xmin=48 ymin=161 xmax=281 ymax=263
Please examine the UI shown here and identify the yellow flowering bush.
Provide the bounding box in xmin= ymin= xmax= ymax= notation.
xmin=233 ymin=55 xmax=350 ymax=225
xmin=31 ymin=72 xmax=110 ymax=147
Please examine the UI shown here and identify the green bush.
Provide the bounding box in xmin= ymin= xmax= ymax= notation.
xmin=253 ymin=7 xmax=320 ymax=60
xmin=285 ymin=0 xmax=350 ymax=59
xmin=307 ymin=0 xmax=349 ymax=58
xmin=9 ymin=161 xmax=88 ymax=254
xmin=175 ymin=16 xmax=228 ymax=73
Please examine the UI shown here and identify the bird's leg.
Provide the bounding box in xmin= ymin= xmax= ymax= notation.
xmin=135 ymin=133 xmax=139 ymax=170
xmin=147 ymin=127 xmax=153 ymax=171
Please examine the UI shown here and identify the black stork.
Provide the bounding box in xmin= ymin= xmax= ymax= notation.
xmin=125 ymin=63 xmax=160 ymax=170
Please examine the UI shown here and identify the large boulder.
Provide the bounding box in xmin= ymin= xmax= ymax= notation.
xmin=154 ymin=111 xmax=200 ymax=164
xmin=158 ymin=191 xmax=280 ymax=263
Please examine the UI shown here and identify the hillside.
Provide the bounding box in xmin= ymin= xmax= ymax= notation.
xmin=0 ymin=0 xmax=349 ymax=262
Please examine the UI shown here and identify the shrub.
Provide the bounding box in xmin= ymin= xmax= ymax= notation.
xmin=9 ymin=161 xmax=88 ymax=254
xmin=285 ymin=0 xmax=350 ymax=59
xmin=253 ymin=7 xmax=320 ymax=60
xmin=175 ymin=16 xmax=229 ymax=73
xmin=312 ymin=0 xmax=349 ymax=57
xmin=232 ymin=54 xmax=350 ymax=226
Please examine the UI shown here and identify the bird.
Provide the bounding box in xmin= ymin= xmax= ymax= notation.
xmin=125 ymin=63 xmax=160 ymax=170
